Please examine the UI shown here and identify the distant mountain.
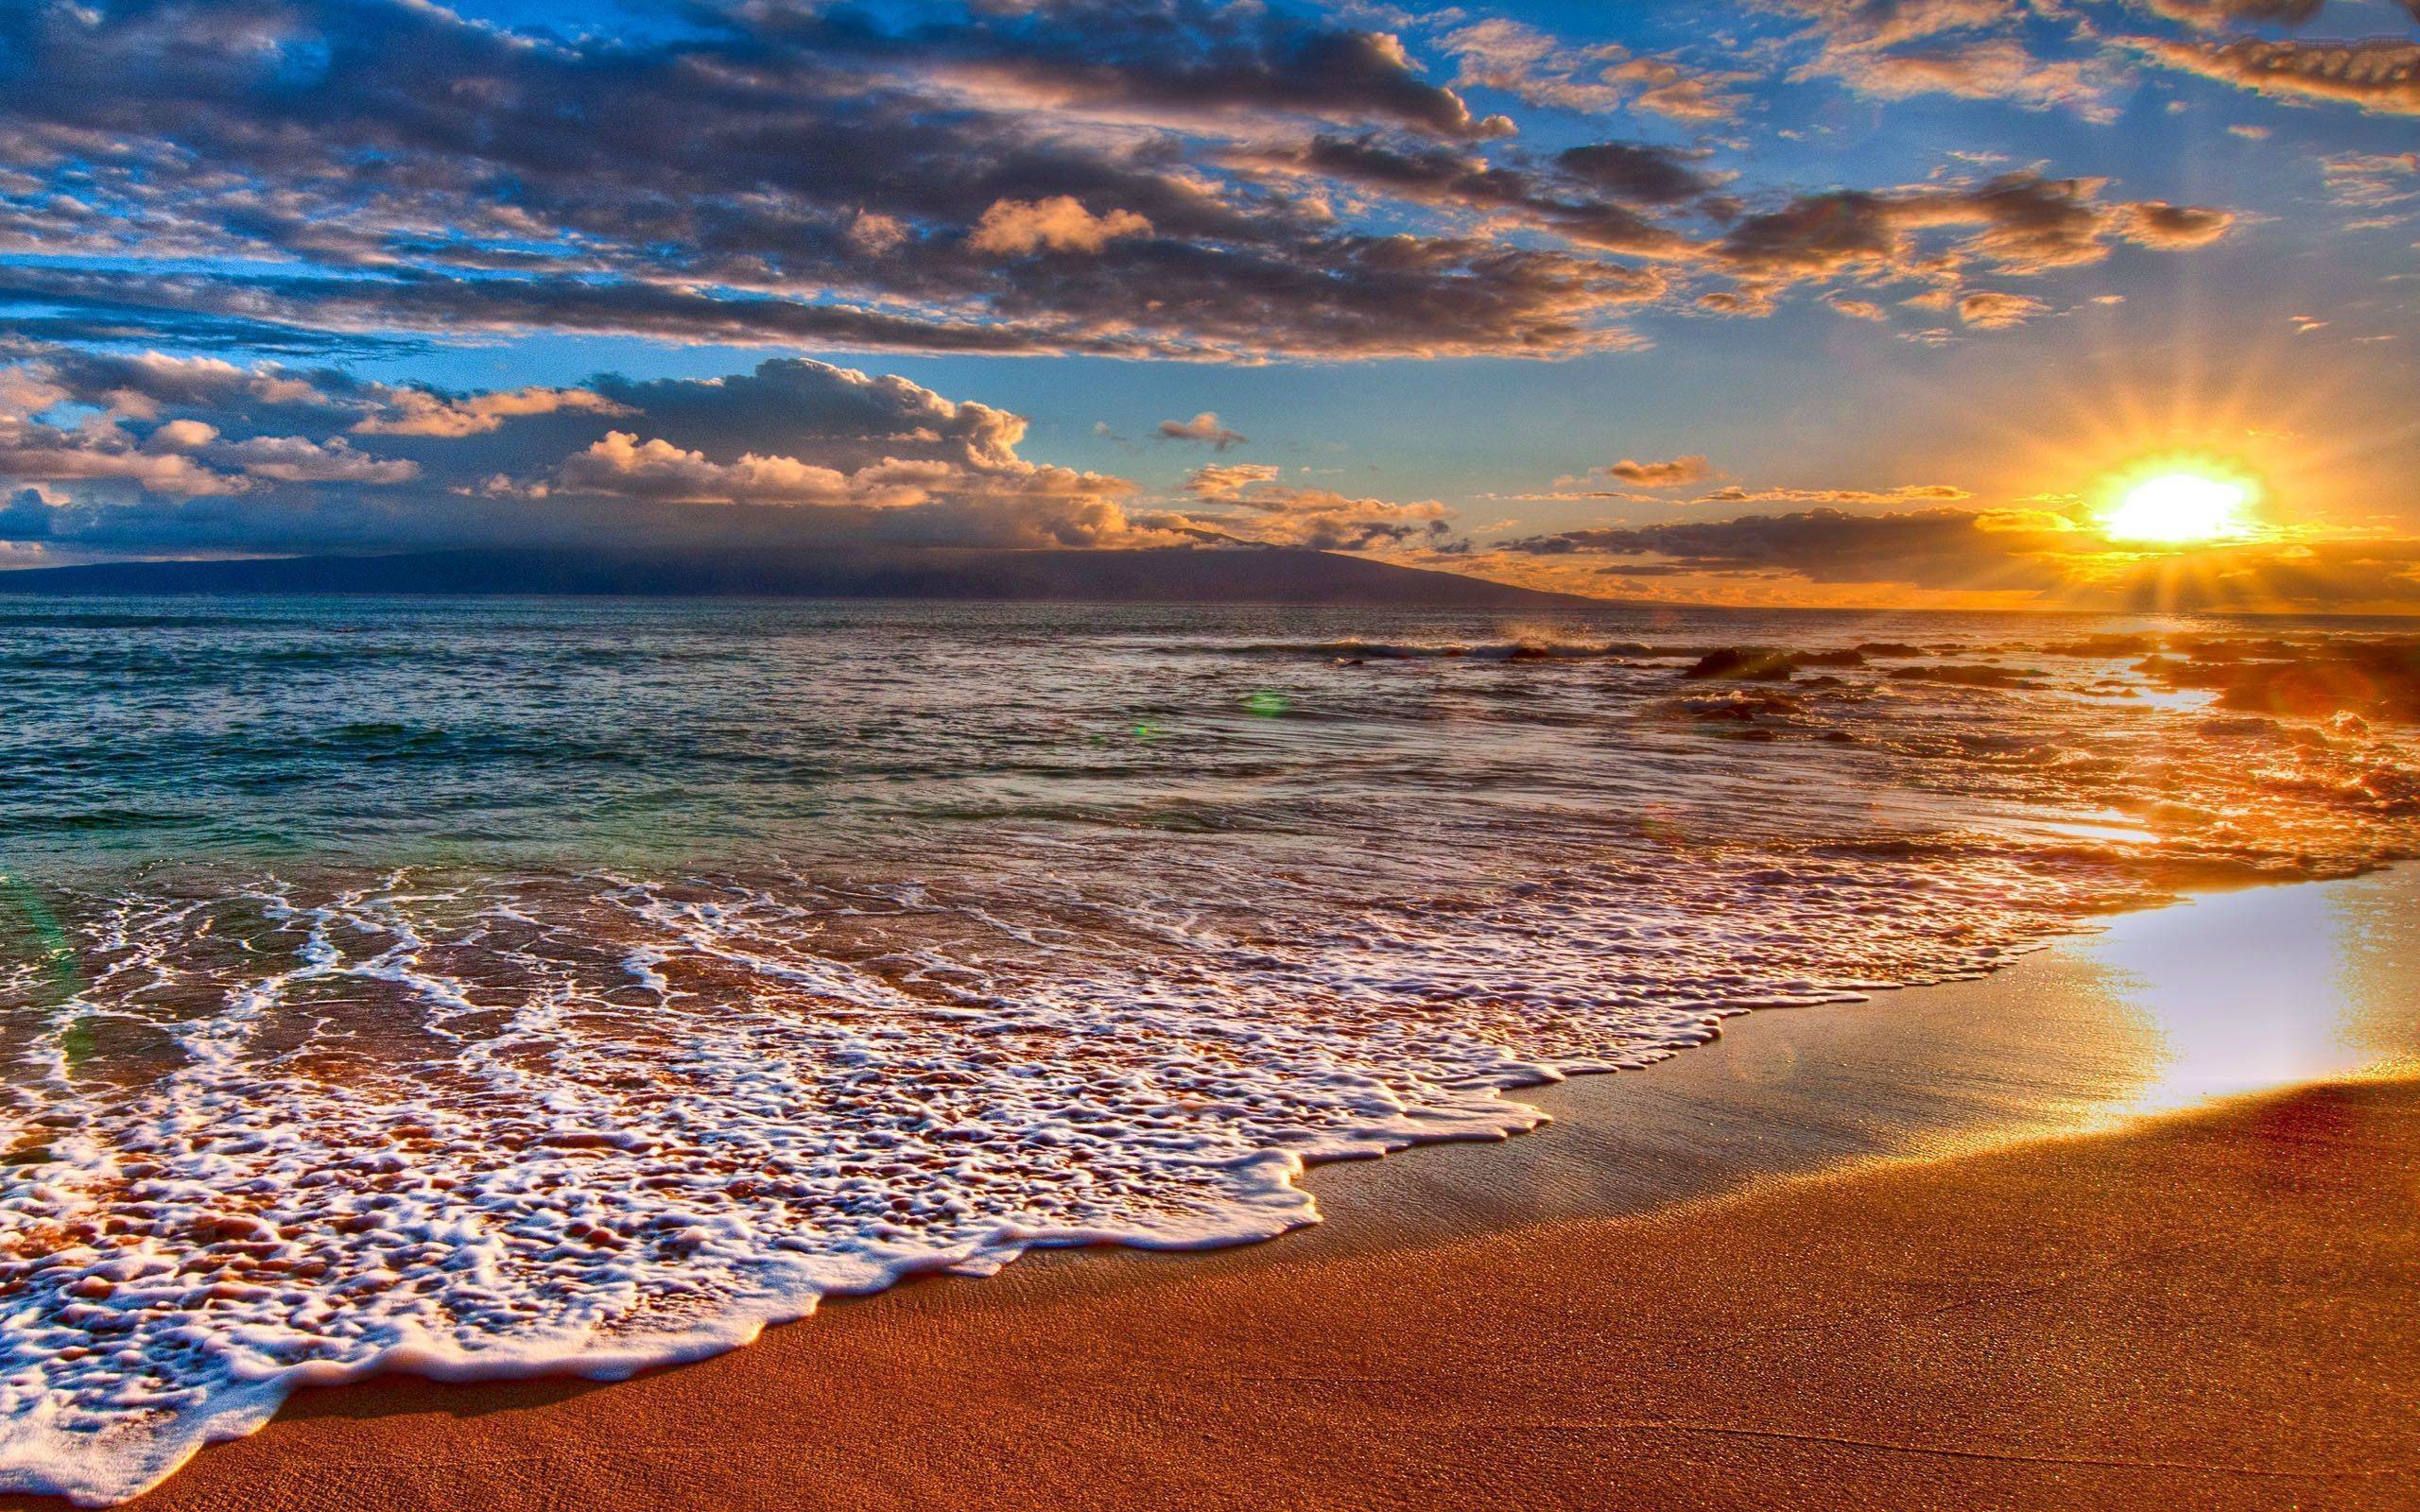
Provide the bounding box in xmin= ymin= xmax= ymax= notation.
xmin=0 ymin=546 xmax=1605 ymax=608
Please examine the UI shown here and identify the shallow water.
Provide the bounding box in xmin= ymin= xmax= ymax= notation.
xmin=2 ymin=595 xmax=2415 ymax=1503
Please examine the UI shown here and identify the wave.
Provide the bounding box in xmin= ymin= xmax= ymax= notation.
xmin=0 ymin=836 xmax=2160 ymax=1502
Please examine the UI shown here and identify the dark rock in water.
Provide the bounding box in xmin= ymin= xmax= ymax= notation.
xmin=1685 ymin=645 xmax=1864 ymax=681
xmin=1684 ymin=647 xmax=1799 ymax=681
xmin=1855 ymin=642 xmax=1927 ymax=658
xmin=2211 ymin=649 xmax=2420 ymax=723
xmin=2128 ymin=637 xmax=2420 ymax=724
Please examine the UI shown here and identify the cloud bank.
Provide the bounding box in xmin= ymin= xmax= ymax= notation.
xmin=0 ymin=350 xmax=1173 ymax=554
xmin=1493 ymin=502 xmax=2420 ymax=611
xmin=0 ymin=0 xmax=2252 ymax=365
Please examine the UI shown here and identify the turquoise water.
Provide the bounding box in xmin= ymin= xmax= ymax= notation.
xmin=2 ymin=595 xmax=2415 ymax=1503
xmin=7 ymin=596 xmax=1891 ymax=872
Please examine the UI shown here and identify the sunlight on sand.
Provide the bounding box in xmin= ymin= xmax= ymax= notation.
xmin=2080 ymin=876 xmax=2420 ymax=1121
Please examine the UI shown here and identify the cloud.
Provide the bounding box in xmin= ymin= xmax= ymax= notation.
xmin=2115 ymin=200 xmax=2238 ymax=248
xmin=353 ymin=387 xmax=633 ymax=438
xmin=2323 ymin=152 xmax=2420 ymax=208
xmin=1957 ymin=290 xmax=2050 ymax=328
xmin=549 ymin=434 xmax=917 ymax=509
xmin=0 ymin=356 xmax=690 ymax=495
xmin=10 ymin=350 xmax=349 ymax=423
xmin=1770 ymin=0 xmax=2125 ymax=116
xmin=920 ymin=6 xmax=1515 ymax=141
xmin=572 ymin=360 xmax=1083 ymax=479
xmin=1689 ymin=483 xmax=1975 ymax=505
xmin=1608 ymin=58 xmax=1754 ymax=124
xmin=1157 ymin=412 xmax=1249 ymax=449
xmin=1169 ymin=463 xmax=1452 ymax=548
xmin=2138 ymin=1 xmax=2329 ymax=26
xmin=1554 ymin=143 xmax=1724 ymax=206
xmin=0 ymin=229 xmax=1666 ymax=367
xmin=1599 ymin=455 xmax=1714 ymax=487
xmin=1706 ymin=173 xmax=2238 ymax=306
xmin=1231 ymin=138 xmax=2233 ymax=331
xmin=0 ymin=489 xmax=55 ymax=541
xmin=0 ymin=353 xmax=448 ymax=498
xmin=1501 ymin=504 xmax=2084 ymax=591
xmin=0 ymin=417 xmax=248 ymax=497
xmin=1184 ymin=463 xmax=1287 ymax=499
xmin=1812 ymin=38 xmax=2123 ymax=115
xmin=1438 ymin=19 xmax=1634 ymax=113
xmin=1233 ymin=134 xmax=1699 ymax=258
xmin=2134 ymin=37 xmax=2420 ymax=114
xmin=967 ymin=198 xmax=1154 ymax=256
xmin=203 ymin=435 xmax=420 ymax=486
xmin=1436 ymin=19 xmax=1747 ymax=121
xmin=1767 ymin=0 xmax=2420 ymax=124
xmin=1765 ymin=0 xmax=2019 ymax=52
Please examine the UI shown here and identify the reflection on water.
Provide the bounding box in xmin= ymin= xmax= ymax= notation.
xmin=2081 ymin=870 xmax=2420 ymax=1120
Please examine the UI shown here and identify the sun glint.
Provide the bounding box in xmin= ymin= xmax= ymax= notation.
xmin=2101 ymin=468 xmax=2254 ymax=545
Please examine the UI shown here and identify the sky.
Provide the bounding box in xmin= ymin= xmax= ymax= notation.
xmin=0 ymin=0 xmax=2416 ymax=610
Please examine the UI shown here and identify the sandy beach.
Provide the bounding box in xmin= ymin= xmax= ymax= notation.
xmin=11 ymin=869 xmax=2413 ymax=1512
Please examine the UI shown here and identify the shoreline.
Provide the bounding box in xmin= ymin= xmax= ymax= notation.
xmin=11 ymin=867 xmax=2420 ymax=1509
xmin=1144 ymin=862 xmax=2420 ymax=1263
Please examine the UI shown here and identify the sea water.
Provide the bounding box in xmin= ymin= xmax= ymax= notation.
xmin=1 ymin=595 xmax=2414 ymax=1503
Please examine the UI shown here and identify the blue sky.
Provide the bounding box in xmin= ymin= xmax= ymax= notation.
xmin=1 ymin=0 xmax=2415 ymax=607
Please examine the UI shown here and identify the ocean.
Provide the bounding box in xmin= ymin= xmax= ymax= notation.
xmin=2 ymin=594 xmax=2415 ymax=1503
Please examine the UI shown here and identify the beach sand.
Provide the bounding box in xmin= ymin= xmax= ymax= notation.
xmin=13 ymin=871 xmax=2420 ymax=1511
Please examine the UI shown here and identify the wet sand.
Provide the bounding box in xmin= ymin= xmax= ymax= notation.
xmin=15 ymin=870 xmax=2420 ymax=1511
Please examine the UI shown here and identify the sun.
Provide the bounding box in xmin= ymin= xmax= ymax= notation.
xmin=2106 ymin=473 xmax=2246 ymax=543
xmin=2098 ymin=458 xmax=2260 ymax=544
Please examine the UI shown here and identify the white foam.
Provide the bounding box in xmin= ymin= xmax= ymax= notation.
xmin=0 ymin=840 xmax=2185 ymax=1503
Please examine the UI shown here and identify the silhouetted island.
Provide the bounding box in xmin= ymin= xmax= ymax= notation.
xmin=0 ymin=546 xmax=1606 ymax=608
